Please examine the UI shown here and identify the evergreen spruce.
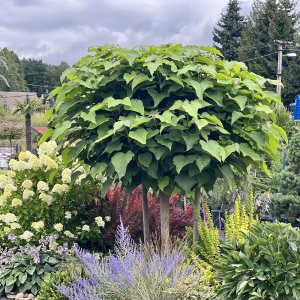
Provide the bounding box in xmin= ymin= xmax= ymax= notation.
xmin=270 ymin=133 xmax=300 ymax=223
xmin=212 ymin=0 xmax=244 ymax=60
xmin=238 ymin=0 xmax=297 ymax=105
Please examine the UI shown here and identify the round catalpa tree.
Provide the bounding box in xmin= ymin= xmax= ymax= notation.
xmin=43 ymin=44 xmax=286 ymax=251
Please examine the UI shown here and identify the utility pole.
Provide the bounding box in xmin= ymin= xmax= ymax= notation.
xmin=276 ymin=40 xmax=283 ymax=96
xmin=275 ymin=40 xmax=294 ymax=97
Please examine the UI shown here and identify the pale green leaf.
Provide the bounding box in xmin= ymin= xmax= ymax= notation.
xmin=200 ymin=140 xmax=222 ymax=161
xmin=158 ymin=177 xmax=170 ymax=191
xmin=111 ymin=151 xmax=134 ymax=178
xmin=129 ymin=128 xmax=148 ymax=144
xmin=196 ymin=155 xmax=211 ymax=172
xmin=132 ymin=74 xmax=152 ymax=90
xmin=201 ymin=112 xmax=223 ymax=127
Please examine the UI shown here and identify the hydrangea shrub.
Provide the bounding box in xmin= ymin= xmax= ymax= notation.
xmin=0 ymin=141 xmax=108 ymax=250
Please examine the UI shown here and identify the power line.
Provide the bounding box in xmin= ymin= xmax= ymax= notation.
xmin=243 ymin=52 xmax=278 ymax=62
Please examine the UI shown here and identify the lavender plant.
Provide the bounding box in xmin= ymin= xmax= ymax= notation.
xmin=58 ymin=222 xmax=200 ymax=300
xmin=0 ymin=234 xmax=70 ymax=296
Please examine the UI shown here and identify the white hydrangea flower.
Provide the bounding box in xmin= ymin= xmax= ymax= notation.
xmin=65 ymin=211 xmax=72 ymax=220
xmin=0 ymin=213 xmax=18 ymax=224
xmin=49 ymin=241 xmax=58 ymax=250
xmin=0 ymin=174 xmax=8 ymax=189
xmin=8 ymin=159 xmax=19 ymax=171
xmin=105 ymin=216 xmax=111 ymax=222
xmin=52 ymin=183 xmax=69 ymax=194
xmin=18 ymin=160 xmax=32 ymax=171
xmin=62 ymin=168 xmax=72 ymax=183
xmin=38 ymin=141 xmax=57 ymax=156
xmin=31 ymin=221 xmax=44 ymax=231
xmin=11 ymin=198 xmax=22 ymax=207
xmin=54 ymin=223 xmax=63 ymax=232
xmin=95 ymin=216 xmax=105 ymax=227
xmin=28 ymin=156 xmax=41 ymax=169
xmin=22 ymin=180 xmax=33 ymax=189
xmin=39 ymin=192 xmax=53 ymax=205
xmin=82 ymin=225 xmax=90 ymax=232
xmin=40 ymin=154 xmax=58 ymax=171
xmin=10 ymin=222 xmax=21 ymax=230
xmin=19 ymin=230 xmax=34 ymax=242
xmin=37 ymin=181 xmax=49 ymax=192
xmin=64 ymin=230 xmax=75 ymax=238
xmin=7 ymin=171 xmax=16 ymax=178
xmin=23 ymin=189 xmax=35 ymax=200
xmin=4 ymin=183 xmax=17 ymax=194
xmin=19 ymin=151 xmax=33 ymax=161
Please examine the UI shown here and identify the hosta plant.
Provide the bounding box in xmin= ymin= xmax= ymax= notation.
xmin=215 ymin=222 xmax=300 ymax=300
xmin=0 ymin=234 xmax=70 ymax=296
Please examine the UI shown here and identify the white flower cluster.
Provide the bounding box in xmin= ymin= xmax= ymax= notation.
xmin=0 ymin=174 xmax=12 ymax=189
xmin=40 ymin=154 xmax=58 ymax=171
xmin=37 ymin=181 xmax=49 ymax=192
xmin=0 ymin=213 xmax=18 ymax=224
xmin=64 ymin=230 xmax=75 ymax=238
xmin=31 ymin=220 xmax=44 ymax=231
xmin=39 ymin=192 xmax=53 ymax=205
xmin=62 ymin=168 xmax=72 ymax=183
xmin=82 ymin=225 xmax=90 ymax=232
xmin=54 ymin=223 xmax=63 ymax=232
xmin=11 ymin=198 xmax=22 ymax=207
xmin=19 ymin=230 xmax=34 ymax=241
xmin=38 ymin=140 xmax=57 ymax=156
xmin=65 ymin=211 xmax=72 ymax=219
xmin=95 ymin=216 xmax=105 ymax=227
xmin=23 ymin=189 xmax=35 ymax=200
xmin=22 ymin=180 xmax=33 ymax=189
xmin=52 ymin=184 xmax=69 ymax=194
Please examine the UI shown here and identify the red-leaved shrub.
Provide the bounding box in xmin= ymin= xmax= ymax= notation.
xmin=102 ymin=185 xmax=193 ymax=250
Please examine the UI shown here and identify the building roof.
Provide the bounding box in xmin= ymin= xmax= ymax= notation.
xmin=32 ymin=126 xmax=48 ymax=134
xmin=0 ymin=92 xmax=38 ymax=110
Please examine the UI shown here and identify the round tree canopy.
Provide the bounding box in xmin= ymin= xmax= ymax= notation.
xmin=43 ymin=44 xmax=287 ymax=195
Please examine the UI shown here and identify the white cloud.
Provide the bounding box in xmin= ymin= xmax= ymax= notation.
xmin=0 ymin=0 xmax=250 ymax=64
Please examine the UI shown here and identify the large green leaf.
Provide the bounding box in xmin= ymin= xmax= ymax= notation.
xmin=196 ymin=155 xmax=211 ymax=172
xmin=173 ymin=155 xmax=197 ymax=173
xmin=175 ymin=174 xmax=198 ymax=193
xmin=111 ymin=151 xmax=134 ymax=178
xmin=129 ymin=128 xmax=148 ymax=144
xmin=132 ymin=74 xmax=152 ymax=90
xmin=200 ymin=140 xmax=222 ymax=161
xmin=185 ymin=78 xmax=214 ymax=100
xmin=158 ymin=176 xmax=170 ymax=191
xmin=138 ymin=153 xmax=152 ymax=168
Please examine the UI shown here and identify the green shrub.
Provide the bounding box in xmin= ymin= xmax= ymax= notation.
xmin=215 ymin=222 xmax=300 ymax=300
xmin=37 ymin=260 xmax=84 ymax=300
xmin=0 ymin=235 xmax=69 ymax=296
xmin=0 ymin=141 xmax=109 ymax=251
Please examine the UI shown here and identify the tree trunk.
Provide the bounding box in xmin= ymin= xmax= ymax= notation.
xmin=193 ymin=185 xmax=201 ymax=245
xmin=25 ymin=113 xmax=32 ymax=151
xmin=142 ymin=185 xmax=150 ymax=244
xmin=159 ymin=192 xmax=170 ymax=254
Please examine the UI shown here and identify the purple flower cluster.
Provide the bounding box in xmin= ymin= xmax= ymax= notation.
xmin=58 ymin=221 xmax=200 ymax=300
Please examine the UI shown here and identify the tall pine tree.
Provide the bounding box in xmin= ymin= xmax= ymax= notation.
xmin=213 ymin=0 xmax=244 ymax=60
xmin=0 ymin=48 xmax=27 ymax=92
xmin=238 ymin=0 xmax=298 ymax=104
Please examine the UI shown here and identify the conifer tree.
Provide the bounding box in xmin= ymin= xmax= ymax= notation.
xmin=238 ymin=0 xmax=297 ymax=104
xmin=270 ymin=133 xmax=300 ymax=222
xmin=213 ymin=0 xmax=244 ymax=60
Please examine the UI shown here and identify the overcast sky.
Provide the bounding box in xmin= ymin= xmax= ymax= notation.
xmin=0 ymin=0 xmax=251 ymax=64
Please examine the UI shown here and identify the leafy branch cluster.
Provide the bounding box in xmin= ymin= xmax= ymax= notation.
xmin=45 ymin=44 xmax=286 ymax=197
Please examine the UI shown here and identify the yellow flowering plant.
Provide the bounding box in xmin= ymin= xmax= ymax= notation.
xmin=0 ymin=141 xmax=107 ymax=251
